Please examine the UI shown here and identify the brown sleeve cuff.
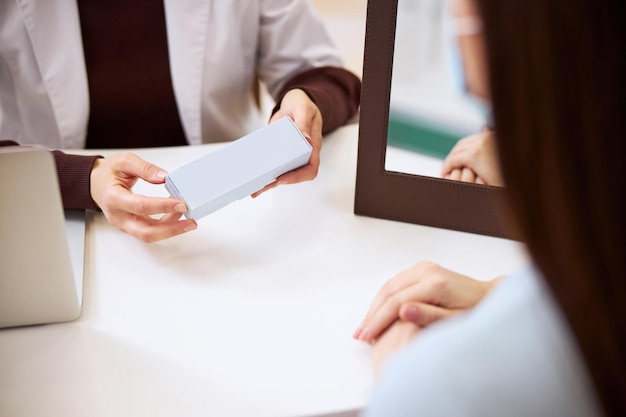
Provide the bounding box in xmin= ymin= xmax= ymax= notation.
xmin=272 ymin=66 xmax=362 ymax=135
xmin=52 ymin=151 xmax=102 ymax=211
xmin=2 ymin=141 xmax=102 ymax=210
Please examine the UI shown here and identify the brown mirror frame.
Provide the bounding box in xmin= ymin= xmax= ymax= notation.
xmin=354 ymin=0 xmax=513 ymax=239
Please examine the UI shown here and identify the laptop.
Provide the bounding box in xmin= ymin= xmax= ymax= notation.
xmin=0 ymin=146 xmax=85 ymax=328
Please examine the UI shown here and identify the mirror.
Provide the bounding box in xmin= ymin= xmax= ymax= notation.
xmin=386 ymin=0 xmax=486 ymax=178
xmin=354 ymin=0 xmax=513 ymax=239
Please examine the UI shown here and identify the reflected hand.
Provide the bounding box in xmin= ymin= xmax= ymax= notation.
xmin=372 ymin=320 xmax=421 ymax=375
xmin=354 ymin=261 xmax=500 ymax=344
xmin=90 ymin=153 xmax=197 ymax=243
xmin=251 ymin=88 xmax=323 ymax=197
xmin=441 ymin=127 xmax=504 ymax=186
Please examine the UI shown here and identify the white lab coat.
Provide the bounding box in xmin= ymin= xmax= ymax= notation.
xmin=0 ymin=0 xmax=343 ymax=149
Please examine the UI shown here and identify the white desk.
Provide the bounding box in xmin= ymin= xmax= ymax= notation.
xmin=0 ymin=125 xmax=526 ymax=417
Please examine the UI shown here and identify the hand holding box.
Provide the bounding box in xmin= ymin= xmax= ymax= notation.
xmin=165 ymin=117 xmax=312 ymax=220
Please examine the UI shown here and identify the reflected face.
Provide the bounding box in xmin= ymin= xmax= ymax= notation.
xmin=450 ymin=0 xmax=489 ymax=101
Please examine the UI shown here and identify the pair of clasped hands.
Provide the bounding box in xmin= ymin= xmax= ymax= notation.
xmin=353 ymin=261 xmax=502 ymax=373
xmin=90 ymin=90 xmax=321 ymax=243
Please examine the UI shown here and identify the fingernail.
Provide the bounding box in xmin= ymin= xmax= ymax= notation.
xmin=359 ymin=327 xmax=370 ymax=341
xmin=175 ymin=203 xmax=187 ymax=212
xmin=184 ymin=222 xmax=197 ymax=232
xmin=277 ymin=180 xmax=290 ymax=186
xmin=156 ymin=171 xmax=167 ymax=180
xmin=353 ymin=327 xmax=363 ymax=339
xmin=404 ymin=305 xmax=419 ymax=322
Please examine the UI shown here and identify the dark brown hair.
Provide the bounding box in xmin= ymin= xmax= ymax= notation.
xmin=476 ymin=0 xmax=626 ymax=415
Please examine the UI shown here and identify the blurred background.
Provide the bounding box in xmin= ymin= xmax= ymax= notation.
xmin=310 ymin=0 xmax=367 ymax=78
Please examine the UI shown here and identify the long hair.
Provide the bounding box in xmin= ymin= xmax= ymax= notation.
xmin=476 ymin=0 xmax=626 ymax=415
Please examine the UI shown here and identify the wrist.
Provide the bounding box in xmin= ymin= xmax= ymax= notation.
xmin=89 ymin=157 xmax=104 ymax=210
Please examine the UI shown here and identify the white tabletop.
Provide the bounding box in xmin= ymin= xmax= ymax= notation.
xmin=0 ymin=124 xmax=526 ymax=417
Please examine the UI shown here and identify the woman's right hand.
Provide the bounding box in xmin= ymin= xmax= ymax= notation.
xmin=90 ymin=153 xmax=197 ymax=243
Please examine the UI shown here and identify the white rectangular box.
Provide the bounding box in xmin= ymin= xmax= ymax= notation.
xmin=165 ymin=117 xmax=312 ymax=220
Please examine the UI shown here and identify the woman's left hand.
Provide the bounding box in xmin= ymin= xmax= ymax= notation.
xmin=251 ymin=88 xmax=323 ymax=197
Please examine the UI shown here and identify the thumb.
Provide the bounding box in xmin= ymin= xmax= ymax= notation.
xmin=399 ymin=302 xmax=457 ymax=327
xmin=116 ymin=153 xmax=168 ymax=184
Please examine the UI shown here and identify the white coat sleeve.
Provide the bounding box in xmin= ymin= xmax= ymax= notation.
xmin=257 ymin=0 xmax=344 ymax=99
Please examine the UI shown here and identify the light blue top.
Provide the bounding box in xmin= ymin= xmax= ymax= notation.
xmin=362 ymin=265 xmax=602 ymax=417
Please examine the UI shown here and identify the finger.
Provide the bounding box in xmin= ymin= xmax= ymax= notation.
xmin=251 ymin=180 xmax=279 ymax=198
xmin=297 ymin=129 xmax=322 ymax=168
xmin=293 ymin=115 xmax=316 ymax=140
xmin=441 ymin=140 xmax=478 ymax=173
xmin=251 ymin=161 xmax=317 ymax=198
xmin=276 ymin=162 xmax=318 ymax=185
xmin=476 ymin=176 xmax=486 ymax=185
xmin=441 ymin=159 xmax=455 ymax=177
xmin=449 ymin=168 xmax=462 ymax=181
xmin=355 ymin=292 xmax=407 ymax=342
xmin=360 ymin=272 xmax=421 ymax=328
xmin=399 ymin=302 xmax=458 ymax=327
xmin=117 ymin=213 xmax=197 ymax=243
xmin=357 ymin=283 xmax=440 ymax=343
xmin=300 ymin=130 xmax=321 ymax=155
xmin=461 ymin=167 xmax=476 ymax=183
xmin=250 ymin=141 xmax=319 ymax=198
xmin=441 ymin=149 xmax=468 ymax=175
xmin=359 ymin=261 xmax=441 ymax=325
xmin=143 ymin=211 xmax=193 ymax=227
xmin=113 ymin=153 xmax=169 ymax=184
xmin=441 ymin=145 xmax=462 ymax=176
xmin=115 ymin=192 xmax=188 ymax=216
xmin=441 ymin=155 xmax=468 ymax=177
xmin=441 ymin=152 xmax=452 ymax=176
xmin=442 ymin=133 xmax=485 ymax=174
xmin=355 ymin=261 xmax=456 ymax=342
xmin=357 ymin=281 xmax=443 ymax=342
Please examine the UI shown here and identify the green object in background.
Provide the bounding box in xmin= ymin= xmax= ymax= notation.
xmin=387 ymin=111 xmax=465 ymax=159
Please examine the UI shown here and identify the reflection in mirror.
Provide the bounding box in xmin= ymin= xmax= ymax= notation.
xmin=385 ymin=0 xmax=486 ymax=179
xmin=354 ymin=0 xmax=512 ymax=239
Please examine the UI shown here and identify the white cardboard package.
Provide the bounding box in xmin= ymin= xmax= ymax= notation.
xmin=165 ymin=117 xmax=312 ymax=220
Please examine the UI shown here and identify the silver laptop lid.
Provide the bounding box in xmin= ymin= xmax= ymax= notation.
xmin=0 ymin=147 xmax=84 ymax=328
